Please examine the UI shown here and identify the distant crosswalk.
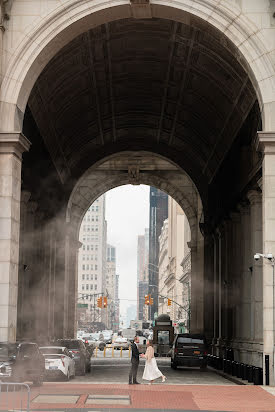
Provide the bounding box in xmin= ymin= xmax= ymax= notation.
xmin=93 ymin=346 xmax=132 ymax=358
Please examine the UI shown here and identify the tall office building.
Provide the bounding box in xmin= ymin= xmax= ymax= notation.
xmin=137 ymin=228 xmax=149 ymax=320
xmin=77 ymin=195 xmax=107 ymax=329
xmin=148 ymin=187 xmax=168 ymax=320
xmin=106 ymin=244 xmax=119 ymax=331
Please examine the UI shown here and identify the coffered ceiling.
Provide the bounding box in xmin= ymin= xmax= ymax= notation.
xmin=28 ymin=16 xmax=258 ymax=187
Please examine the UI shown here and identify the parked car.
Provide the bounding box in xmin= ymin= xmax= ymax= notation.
xmin=0 ymin=342 xmax=45 ymax=385
xmin=171 ymin=334 xmax=208 ymax=369
xmin=40 ymin=346 xmax=75 ymax=381
xmin=55 ymin=339 xmax=90 ymax=375
xmin=112 ymin=337 xmax=130 ymax=350
xmin=102 ymin=330 xmax=113 ymax=344
xmin=82 ymin=333 xmax=105 ymax=351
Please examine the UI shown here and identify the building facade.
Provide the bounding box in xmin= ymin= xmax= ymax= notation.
xmin=137 ymin=228 xmax=149 ymax=320
xmin=106 ymin=244 xmax=119 ymax=331
xmin=158 ymin=198 xmax=191 ymax=331
xmin=148 ymin=187 xmax=168 ymax=320
xmin=77 ymin=195 xmax=107 ymax=329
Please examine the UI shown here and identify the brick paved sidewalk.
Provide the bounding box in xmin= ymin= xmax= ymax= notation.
xmin=1 ymin=383 xmax=274 ymax=411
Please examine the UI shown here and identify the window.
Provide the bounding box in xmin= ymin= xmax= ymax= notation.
xmin=95 ymin=285 xmax=97 ymax=290
xmin=86 ymin=274 xmax=89 ymax=280
xmin=95 ymin=227 xmax=98 ymax=232
xmin=82 ymin=274 xmax=85 ymax=280
xmin=87 ymin=245 xmax=90 ymax=251
xmin=96 ymin=216 xmax=99 ymax=222
xmin=82 ymin=264 xmax=85 ymax=270
xmin=95 ymin=265 xmax=98 ymax=270
xmin=91 ymin=245 xmax=94 ymax=250
xmin=86 ymin=284 xmax=89 ymax=290
xmin=86 ymin=264 xmax=89 ymax=270
xmin=83 ymin=245 xmax=85 ymax=250
xmin=91 ymin=274 xmax=93 ymax=280
xmin=91 ymin=265 xmax=93 ymax=270
xmin=82 ymin=285 xmax=85 ymax=290
xmin=96 ymin=206 xmax=99 ymax=211
xmin=90 ymin=284 xmax=93 ymax=290
xmin=83 ymin=255 xmax=86 ymax=261
xmin=95 ymin=275 xmax=97 ymax=281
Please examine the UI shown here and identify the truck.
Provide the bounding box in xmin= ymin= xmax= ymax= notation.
xmin=130 ymin=320 xmax=143 ymax=330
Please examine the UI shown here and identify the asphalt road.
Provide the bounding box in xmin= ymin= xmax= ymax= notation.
xmin=71 ymin=356 xmax=236 ymax=385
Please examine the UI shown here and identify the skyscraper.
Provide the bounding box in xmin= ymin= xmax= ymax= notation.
xmin=77 ymin=195 xmax=107 ymax=329
xmin=106 ymin=244 xmax=119 ymax=331
xmin=137 ymin=228 xmax=149 ymax=320
xmin=148 ymin=187 xmax=168 ymax=320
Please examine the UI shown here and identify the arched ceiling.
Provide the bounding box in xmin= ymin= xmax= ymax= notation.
xmin=66 ymin=152 xmax=200 ymax=242
xmin=27 ymin=16 xmax=258 ymax=188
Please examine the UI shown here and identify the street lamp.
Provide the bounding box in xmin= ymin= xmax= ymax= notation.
xmin=254 ymin=253 xmax=274 ymax=385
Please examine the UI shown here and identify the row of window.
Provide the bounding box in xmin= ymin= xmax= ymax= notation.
xmin=82 ymin=274 xmax=98 ymax=280
xmin=82 ymin=264 xmax=98 ymax=270
xmin=83 ymin=216 xmax=99 ymax=222
xmin=82 ymin=284 xmax=98 ymax=291
xmin=88 ymin=205 xmax=100 ymax=212
xmin=82 ymin=236 xmax=99 ymax=242
xmin=83 ymin=226 xmax=99 ymax=232
xmin=82 ymin=255 xmax=98 ymax=261
xmin=82 ymin=244 xmax=98 ymax=251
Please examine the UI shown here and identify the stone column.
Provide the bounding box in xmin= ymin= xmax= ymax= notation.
xmin=189 ymin=236 xmax=204 ymax=334
xmin=0 ymin=132 xmax=30 ymax=342
xmin=212 ymin=233 xmax=217 ymax=353
xmin=247 ymin=189 xmax=263 ymax=367
xmin=257 ymin=131 xmax=275 ymax=385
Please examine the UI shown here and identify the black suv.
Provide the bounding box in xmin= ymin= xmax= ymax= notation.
xmin=0 ymin=342 xmax=45 ymax=385
xmin=55 ymin=339 xmax=90 ymax=375
xmin=171 ymin=334 xmax=208 ymax=369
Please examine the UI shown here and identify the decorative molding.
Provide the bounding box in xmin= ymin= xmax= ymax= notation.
xmin=0 ymin=132 xmax=31 ymax=159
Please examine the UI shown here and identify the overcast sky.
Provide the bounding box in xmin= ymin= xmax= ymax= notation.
xmin=105 ymin=185 xmax=150 ymax=316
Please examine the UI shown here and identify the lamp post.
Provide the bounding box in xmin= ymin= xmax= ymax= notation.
xmin=254 ymin=253 xmax=275 ymax=385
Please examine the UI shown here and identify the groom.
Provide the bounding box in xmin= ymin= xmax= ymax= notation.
xmin=129 ymin=336 xmax=140 ymax=384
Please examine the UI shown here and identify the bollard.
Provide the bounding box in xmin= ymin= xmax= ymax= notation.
xmin=112 ymin=347 xmax=114 ymax=358
xmin=236 ymin=362 xmax=242 ymax=378
xmin=240 ymin=363 xmax=245 ymax=379
xmin=226 ymin=360 xmax=232 ymax=375
xmin=223 ymin=359 xmax=227 ymax=373
xmin=247 ymin=365 xmax=254 ymax=383
xmin=232 ymin=361 xmax=237 ymax=376
xmin=95 ymin=347 xmax=98 ymax=358
xmin=120 ymin=347 xmax=123 ymax=358
xmin=103 ymin=347 xmax=106 ymax=358
xmin=243 ymin=364 xmax=248 ymax=381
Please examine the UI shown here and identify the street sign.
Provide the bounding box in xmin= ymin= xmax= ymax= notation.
xmin=77 ymin=303 xmax=88 ymax=308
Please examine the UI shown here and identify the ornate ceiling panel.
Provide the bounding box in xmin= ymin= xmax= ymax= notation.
xmin=28 ymin=16 xmax=258 ymax=185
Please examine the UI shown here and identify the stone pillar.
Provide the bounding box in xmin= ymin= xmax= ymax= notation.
xmin=17 ymin=190 xmax=31 ymax=339
xmin=257 ymin=131 xmax=275 ymax=386
xmin=0 ymin=132 xmax=30 ymax=342
xmin=247 ymin=189 xmax=263 ymax=367
xmin=212 ymin=233 xmax=217 ymax=352
xmin=64 ymin=224 xmax=81 ymax=338
xmin=190 ymin=237 xmax=204 ymax=334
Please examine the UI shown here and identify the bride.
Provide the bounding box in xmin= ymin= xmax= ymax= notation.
xmin=141 ymin=340 xmax=166 ymax=384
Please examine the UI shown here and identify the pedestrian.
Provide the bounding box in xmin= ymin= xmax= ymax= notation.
xmin=141 ymin=340 xmax=166 ymax=384
xmin=129 ymin=336 xmax=140 ymax=384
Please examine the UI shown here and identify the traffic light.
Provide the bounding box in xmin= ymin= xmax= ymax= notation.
xmin=97 ymin=296 xmax=102 ymax=308
xmin=103 ymin=296 xmax=108 ymax=308
xmin=167 ymin=298 xmax=172 ymax=306
xmin=150 ymin=297 xmax=153 ymax=306
xmin=145 ymin=295 xmax=150 ymax=305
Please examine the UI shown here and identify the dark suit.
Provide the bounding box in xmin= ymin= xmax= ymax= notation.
xmin=129 ymin=342 xmax=139 ymax=384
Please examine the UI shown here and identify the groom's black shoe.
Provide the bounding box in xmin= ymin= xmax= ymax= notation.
xmin=128 ymin=382 xmax=133 ymax=385
xmin=133 ymin=381 xmax=140 ymax=384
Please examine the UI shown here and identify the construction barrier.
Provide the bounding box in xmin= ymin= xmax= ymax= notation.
xmin=0 ymin=382 xmax=30 ymax=412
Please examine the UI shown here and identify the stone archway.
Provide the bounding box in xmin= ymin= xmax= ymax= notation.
xmin=65 ymin=152 xmax=204 ymax=336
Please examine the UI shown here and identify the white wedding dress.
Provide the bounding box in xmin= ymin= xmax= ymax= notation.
xmin=142 ymin=346 xmax=163 ymax=381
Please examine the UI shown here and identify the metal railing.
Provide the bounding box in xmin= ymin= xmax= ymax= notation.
xmin=0 ymin=382 xmax=30 ymax=412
